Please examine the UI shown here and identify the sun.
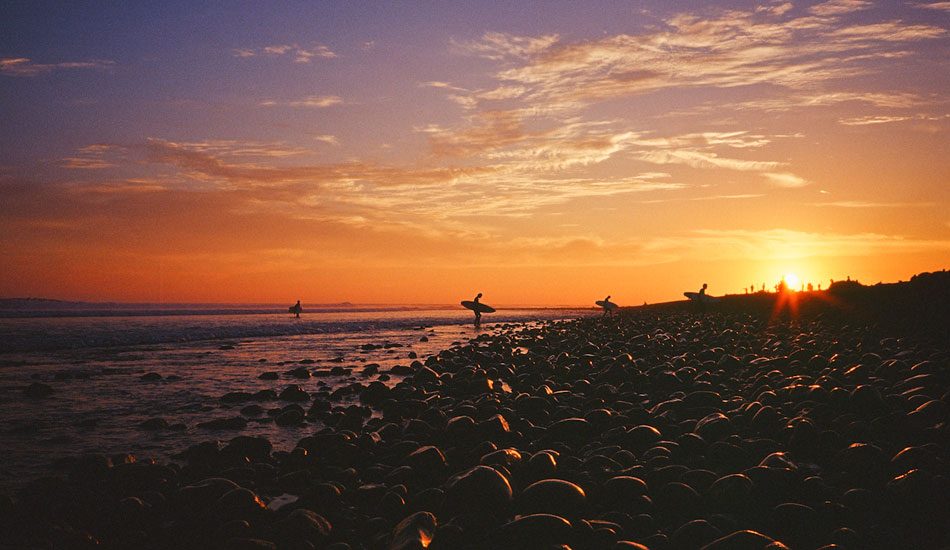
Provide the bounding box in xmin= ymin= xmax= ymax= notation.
xmin=784 ymin=272 xmax=800 ymax=289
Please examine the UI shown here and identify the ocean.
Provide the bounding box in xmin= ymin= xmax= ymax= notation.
xmin=0 ymin=304 xmax=593 ymax=490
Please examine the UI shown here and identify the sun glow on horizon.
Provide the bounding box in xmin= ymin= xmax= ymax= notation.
xmin=783 ymin=272 xmax=800 ymax=290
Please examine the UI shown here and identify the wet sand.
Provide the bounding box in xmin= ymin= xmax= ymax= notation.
xmin=2 ymin=293 xmax=948 ymax=549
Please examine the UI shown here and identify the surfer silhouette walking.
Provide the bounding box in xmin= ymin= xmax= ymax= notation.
xmin=472 ymin=293 xmax=483 ymax=326
xmin=461 ymin=293 xmax=494 ymax=327
xmin=600 ymin=295 xmax=615 ymax=318
xmin=290 ymin=300 xmax=302 ymax=318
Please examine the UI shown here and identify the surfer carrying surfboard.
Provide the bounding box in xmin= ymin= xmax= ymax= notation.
xmin=597 ymin=295 xmax=617 ymax=318
xmin=472 ymin=293 xmax=483 ymax=325
xmin=460 ymin=293 xmax=495 ymax=327
xmin=290 ymin=300 xmax=302 ymax=318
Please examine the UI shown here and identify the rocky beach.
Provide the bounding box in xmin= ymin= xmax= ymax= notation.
xmin=2 ymin=276 xmax=949 ymax=550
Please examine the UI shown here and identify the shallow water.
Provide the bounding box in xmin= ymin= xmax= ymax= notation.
xmin=0 ymin=307 xmax=592 ymax=490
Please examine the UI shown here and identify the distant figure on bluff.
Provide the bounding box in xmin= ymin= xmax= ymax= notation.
xmin=289 ymin=300 xmax=302 ymax=318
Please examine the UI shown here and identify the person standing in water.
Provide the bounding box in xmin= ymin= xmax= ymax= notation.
xmin=472 ymin=292 xmax=483 ymax=326
xmin=291 ymin=300 xmax=302 ymax=318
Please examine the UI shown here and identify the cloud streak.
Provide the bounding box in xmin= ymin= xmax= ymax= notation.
xmin=260 ymin=95 xmax=343 ymax=108
xmin=1 ymin=57 xmax=115 ymax=77
xmin=234 ymin=44 xmax=337 ymax=62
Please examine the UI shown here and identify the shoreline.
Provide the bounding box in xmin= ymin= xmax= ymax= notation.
xmin=3 ymin=297 xmax=949 ymax=549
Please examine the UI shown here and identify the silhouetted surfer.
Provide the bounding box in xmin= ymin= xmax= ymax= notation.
xmin=601 ymin=295 xmax=614 ymax=318
xmin=290 ymin=300 xmax=302 ymax=318
xmin=697 ymin=283 xmax=708 ymax=313
xmin=461 ymin=293 xmax=494 ymax=327
xmin=472 ymin=293 xmax=483 ymax=326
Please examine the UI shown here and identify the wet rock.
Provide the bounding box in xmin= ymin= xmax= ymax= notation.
xmin=655 ymin=481 xmax=701 ymax=518
xmin=445 ymin=415 xmax=477 ymax=442
xmin=276 ymin=408 xmax=305 ymax=426
xmin=177 ymin=477 xmax=241 ymax=512
xmin=672 ymin=519 xmax=722 ymax=550
xmin=624 ymin=425 xmax=663 ymax=452
xmin=280 ymin=385 xmax=310 ymax=402
xmin=481 ymin=448 xmax=523 ymax=470
xmin=223 ymin=436 xmax=272 ymax=462
xmin=259 ymin=372 xmax=279 ymax=380
xmin=406 ymin=445 xmax=448 ymax=473
xmin=141 ymin=372 xmax=162 ymax=381
xmin=413 ymin=365 xmax=440 ymax=385
xmin=770 ymin=503 xmax=818 ymax=548
xmin=287 ymin=367 xmax=312 ymax=379
xmin=254 ymin=389 xmax=278 ymax=401
xmin=708 ymin=474 xmax=754 ymax=513
xmin=526 ymin=451 xmax=558 ymax=480
xmin=547 ymin=418 xmax=592 ymax=443
xmin=443 ymin=465 xmax=513 ymax=518
xmin=489 ymin=513 xmax=574 ymax=550
xmin=700 ymin=529 xmax=789 ymax=550
xmin=222 ymin=391 xmax=256 ymax=403
xmin=269 ymin=508 xmax=332 ymax=547
xmin=388 ymin=511 xmax=436 ymax=550
xmin=683 ymin=390 xmax=725 ymax=411
xmin=907 ymin=399 xmax=946 ymax=430
xmin=518 ymin=479 xmax=586 ymax=518
xmin=890 ymin=445 xmax=938 ymax=472
xmin=215 ymin=487 xmax=267 ymax=522
xmin=478 ymin=413 xmax=511 ymax=440
xmin=695 ymin=413 xmax=733 ymax=442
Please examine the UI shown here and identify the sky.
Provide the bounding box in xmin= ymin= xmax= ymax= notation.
xmin=1 ymin=0 xmax=949 ymax=306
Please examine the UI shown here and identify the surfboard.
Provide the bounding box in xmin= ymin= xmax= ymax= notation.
xmin=461 ymin=300 xmax=495 ymax=313
xmin=595 ymin=300 xmax=618 ymax=309
xmin=289 ymin=304 xmax=302 ymax=314
xmin=684 ymin=292 xmax=721 ymax=303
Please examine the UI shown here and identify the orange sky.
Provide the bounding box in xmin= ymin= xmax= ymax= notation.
xmin=1 ymin=1 xmax=949 ymax=305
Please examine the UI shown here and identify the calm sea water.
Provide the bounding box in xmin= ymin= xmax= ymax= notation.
xmin=0 ymin=305 xmax=593 ymax=491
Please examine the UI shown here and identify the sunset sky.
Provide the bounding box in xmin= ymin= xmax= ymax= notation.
xmin=2 ymin=1 xmax=949 ymax=306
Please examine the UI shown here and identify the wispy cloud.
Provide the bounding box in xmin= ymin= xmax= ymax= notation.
xmin=233 ymin=44 xmax=337 ymax=62
xmin=637 ymin=150 xmax=781 ymax=172
xmin=816 ymin=200 xmax=937 ymax=208
xmin=452 ymin=32 xmax=559 ymax=60
xmin=629 ymin=131 xmax=807 ymax=185
xmin=913 ymin=2 xmax=950 ymax=12
xmin=764 ymin=172 xmax=809 ymax=188
xmin=839 ymin=113 xmax=950 ymax=125
xmin=59 ymin=145 xmax=120 ymax=169
xmin=443 ymin=8 xmax=945 ymax=115
xmin=1 ymin=57 xmax=115 ymax=77
xmin=313 ymin=135 xmax=340 ymax=146
xmin=260 ymin=95 xmax=343 ymax=108
xmin=809 ymin=0 xmax=874 ymax=16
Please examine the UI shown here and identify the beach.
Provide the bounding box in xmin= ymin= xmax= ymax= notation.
xmin=1 ymin=295 xmax=948 ymax=549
